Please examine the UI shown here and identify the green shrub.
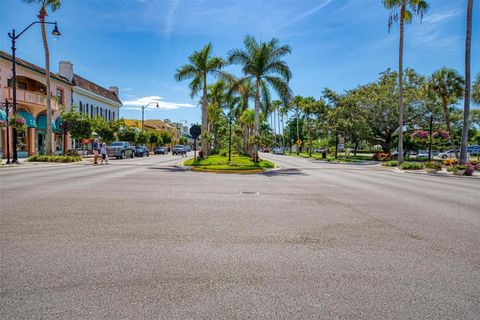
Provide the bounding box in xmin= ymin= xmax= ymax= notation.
xmin=424 ymin=161 xmax=442 ymax=170
xmin=399 ymin=162 xmax=424 ymax=170
xmin=383 ymin=160 xmax=398 ymax=167
xmin=28 ymin=155 xmax=82 ymax=163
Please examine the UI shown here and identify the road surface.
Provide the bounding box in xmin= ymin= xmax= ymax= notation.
xmin=1 ymin=153 xmax=479 ymax=319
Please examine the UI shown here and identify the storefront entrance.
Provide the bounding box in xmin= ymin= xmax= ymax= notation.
xmin=37 ymin=130 xmax=45 ymax=155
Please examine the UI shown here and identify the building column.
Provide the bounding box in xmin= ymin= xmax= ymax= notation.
xmin=28 ymin=128 xmax=36 ymax=156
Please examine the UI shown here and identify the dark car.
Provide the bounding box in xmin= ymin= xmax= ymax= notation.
xmin=154 ymin=146 xmax=166 ymax=155
xmin=172 ymin=145 xmax=186 ymax=155
xmin=134 ymin=146 xmax=150 ymax=157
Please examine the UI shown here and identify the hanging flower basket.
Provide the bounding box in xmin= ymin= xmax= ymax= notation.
xmin=9 ymin=114 xmax=27 ymax=132
xmin=0 ymin=119 xmax=7 ymax=128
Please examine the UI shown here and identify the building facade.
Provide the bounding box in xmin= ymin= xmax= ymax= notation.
xmin=0 ymin=50 xmax=72 ymax=158
xmin=0 ymin=51 xmax=122 ymax=158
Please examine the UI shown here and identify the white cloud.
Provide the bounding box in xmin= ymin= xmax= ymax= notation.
xmin=122 ymin=96 xmax=195 ymax=110
xmin=273 ymin=0 xmax=333 ymax=31
xmin=423 ymin=10 xmax=462 ymax=24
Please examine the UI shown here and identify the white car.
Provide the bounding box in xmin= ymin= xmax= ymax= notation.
xmin=437 ymin=149 xmax=470 ymax=159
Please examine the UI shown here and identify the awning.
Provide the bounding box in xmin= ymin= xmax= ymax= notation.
xmin=36 ymin=114 xmax=57 ymax=131
xmin=55 ymin=117 xmax=62 ymax=132
xmin=0 ymin=109 xmax=6 ymax=121
xmin=17 ymin=111 xmax=37 ymax=128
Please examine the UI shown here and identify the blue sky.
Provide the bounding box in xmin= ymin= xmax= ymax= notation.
xmin=1 ymin=0 xmax=478 ymax=125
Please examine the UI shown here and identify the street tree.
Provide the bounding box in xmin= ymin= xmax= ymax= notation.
xmin=175 ymin=43 xmax=226 ymax=157
xmin=23 ymin=0 xmax=62 ymax=156
xmin=473 ymin=73 xmax=480 ymax=105
xmin=228 ymin=35 xmax=292 ymax=161
xmin=383 ymin=0 xmax=429 ymax=163
xmin=428 ymin=67 xmax=465 ymax=158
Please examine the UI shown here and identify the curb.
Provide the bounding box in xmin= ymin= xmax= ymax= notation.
xmin=391 ymin=167 xmax=480 ymax=179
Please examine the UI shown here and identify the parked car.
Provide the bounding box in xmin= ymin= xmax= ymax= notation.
xmin=107 ymin=141 xmax=135 ymax=159
xmin=416 ymin=150 xmax=429 ymax=158
xmin=272 ymin=147 xmax=285 ymax=155
xmin=134 ymin=146 xmax=150 ymax=157
xmin=172 ymin=145 xmax=186 ymax=155
xmin=314 ymin=148 xmax=327 ymax=153
xmin=262 ymin=147 xmax=270 ymax=153
xmin=438 ymin=149 xmax=470 ymax=159
xmin=154 ymin=146 xmax=167 ymax=155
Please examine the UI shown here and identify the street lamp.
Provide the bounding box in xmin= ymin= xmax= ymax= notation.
xmin=7 ymin=20 xmax=60 ymax=163
xmin=141 ymin=102 xmax=159 ymax=132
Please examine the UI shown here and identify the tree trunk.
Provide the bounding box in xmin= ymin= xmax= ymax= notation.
xmin=253 ymin=78 xmax=261 ymax=162
xmin=40 ymin=8 xmax=54 ymax=156
xmin=397 ymin=6 xmax=405 ymax=164
xmin=201 ymin=76 xmax=208 ymax=157
xmin=442 ymin=96 xmax=458 ymax=158
xmin=460 ymin=0 xmax=473 ymax=164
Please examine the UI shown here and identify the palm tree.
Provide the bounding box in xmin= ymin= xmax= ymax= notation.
xmin=24 ymin=0 xmax=61 ymax=155
xmin=175 ymin=43 xmax=225 ymax=156
xmin=239 ymin=109 xmax=255 ymax=155
xmin=230 ymin=79 xmax=255 ymax=154
xmin=383 ymin=0 xmax=429 ymax=163
xmin=428 ymin=68 xmax=465 ymax=158
xmin=290 ymin=96 xmax=304 ymax=154
xmin=228 ymin=35 xmax=292 ymax=161
xmin=460 ymin=0 xmax=473 ymax=164
xmin=473 ymin=73 xmax=480 ymax=105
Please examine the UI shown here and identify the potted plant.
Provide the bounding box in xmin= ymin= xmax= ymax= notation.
xmin=8 ymin=114 xmax=27 ymax=132
xmin=424 ymin=161 xmax=442 ymax=173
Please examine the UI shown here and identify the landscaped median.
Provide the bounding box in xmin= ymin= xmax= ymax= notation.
xmin=183 ymin=154 xmax=275 ymax=173
xmin=382 ymin=159 xmax=480 ymax=177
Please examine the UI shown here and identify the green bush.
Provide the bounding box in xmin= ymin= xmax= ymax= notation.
xmin=383 ymin=160 xmax=398 ymax=167
xmin=424 ymin=161 xmax=442 ymax=170
xmin=28 ymin=155 xmax=82 ymax=163
xmin=399 ymin=162 xmax=424 ymax=170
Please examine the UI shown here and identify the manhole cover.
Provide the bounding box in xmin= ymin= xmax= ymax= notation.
xmin=238 ymin=191 xmax=260 ymax=195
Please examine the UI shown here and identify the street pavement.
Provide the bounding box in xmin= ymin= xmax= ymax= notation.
xmin=1 ymin=153 xmax=479 ymax=319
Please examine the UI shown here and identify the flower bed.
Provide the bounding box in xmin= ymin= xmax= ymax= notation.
xmin=399 ymin=162 xmax=424 ymax=170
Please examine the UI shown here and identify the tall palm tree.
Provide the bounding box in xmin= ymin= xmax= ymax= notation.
xmin=228 ymin=35 xmax=292 ymax=161
xmin=231 ymin=79 xmax=255 ymax=154
xmin=291 ymin=96 xmax=304 ymax=154
xmin=473 ymin=73 xmax=480 ymax=105
xmin=383 ymin=0 xmax=429 ymax=163
xmin=175 ymin=43 xmax=225 ymax=156
xmin=460 ymin=0 xmax=473 ymax=164
xmin=428 ymin=68 xmax=465 ymax=158
xmin=24 ymin=0 xmax=61 ymax=155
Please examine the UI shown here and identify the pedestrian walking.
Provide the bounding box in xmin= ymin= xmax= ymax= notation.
xmin=92 ymin=139 xmax=100 ymax=165
xmin=100 ymin=142 xmax=108 ymax=165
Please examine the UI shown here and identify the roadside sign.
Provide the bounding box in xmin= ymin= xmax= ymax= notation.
xmin=190 ymin=125 xmax=201 ymax=139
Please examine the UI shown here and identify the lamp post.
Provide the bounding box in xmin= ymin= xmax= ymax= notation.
xmin=7 ymin=21 xmax=60 ymax=163
xmin=428 ymin=112 xmax=434 ymax=162
xmin=141 ymin=102 xmax=159 ymax=132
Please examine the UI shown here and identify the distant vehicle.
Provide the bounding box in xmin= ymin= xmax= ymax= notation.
xmin=438 ymin=149 xmax=470 ymax=159
xmin=314 ymin=148 xmax=327 ymax=154
xmin=154 ymin=146 xmax=167 ymax=155
xmin=107 ymin=141 xmax=135 ymax=159
xmin=185 ymin=146 xmax=191 ymax=152
xmin=262 ymin=147 xmax=270 ymax=153
xmin=172 ymin=145 xmax=186 ymax=155
xmin=467 ymin=145 xmax=480 ymax=156
xmin=134 ymin=146 xmax=150 ymax=157
xmin=272 ymin=147 xmax=285 ymax=155
xmin=416 ymin=150 xmax=429 ymax=158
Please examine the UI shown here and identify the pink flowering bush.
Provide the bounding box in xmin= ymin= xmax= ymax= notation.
xmin=410 ymin=130 xmax=428 ymax=139
xmin=433 ymin=131 xmax=449 ymax=140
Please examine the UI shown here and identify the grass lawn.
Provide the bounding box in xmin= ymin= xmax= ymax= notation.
xmin=184 ymin=154 xmax=275 ymax=171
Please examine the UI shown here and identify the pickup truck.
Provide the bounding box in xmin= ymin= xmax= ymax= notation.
xmin=107 ymin=141 xmax=135 ymax=159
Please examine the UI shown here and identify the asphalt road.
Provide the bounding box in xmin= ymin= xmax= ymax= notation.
xmin=1 ymin=153 xmax=479 ymax=319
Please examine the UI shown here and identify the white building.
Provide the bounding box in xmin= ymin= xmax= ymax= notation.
xmin=58 ymin=61 xmax=122 ymax=122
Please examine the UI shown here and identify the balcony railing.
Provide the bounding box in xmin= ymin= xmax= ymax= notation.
xmin=4 ymin=87 xmax=59 ymax=111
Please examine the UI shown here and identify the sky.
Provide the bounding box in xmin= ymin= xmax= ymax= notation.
xmin=1 ymin=0 xmax=478 ymax=126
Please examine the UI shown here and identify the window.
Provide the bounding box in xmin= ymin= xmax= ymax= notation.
xmin=100 ymin=108 xmax=103 ymax=119
xmin=113 ymin=112 xmax=115 ymax=120
xmin=79 ymin=101 xmax=83 ymax=113
xmin=108 ymin=110 xmax=111 ymax=121
xmin=90 ymin=104 xmax=93 ymax=117
xmin=56 ymin=88 xmax=64 ymax=104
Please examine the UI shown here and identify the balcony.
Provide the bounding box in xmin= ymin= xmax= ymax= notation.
xmin=4 ymin=87 xmax=59 ymax=111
